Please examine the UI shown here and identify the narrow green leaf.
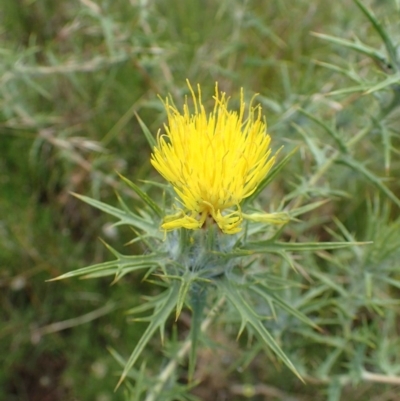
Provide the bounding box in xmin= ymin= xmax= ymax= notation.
xmin=108 ymin=350 xmax=149 ymax=400
xmin=218 ymin=279 xmax=302 ymax=381
xmin=250 ymin=285 xmax=320 ymax=330
xmin=72 ymin=192 xmax=160 ymax=236
xmin=108 ymin=346 xmax=128 ymax=368
xmin=22 ymin=74 xmax=52 ymax=99
xmin=312 ymin=32 xmax=388 ymax=65
xmin=309 ymin=271 xmax=348 ymax=297
xmin=116 ymin=283 xmax=180 ymax=389
xmin=317 ymin=348 xmax=343 ymax=378
xmin=298 ymin=109 xmax=347 ymax=153
xmin=338 ymin=156 xmax=400 ymax=208
xmin=237 ymin=240 xmax=369 ymax=254
xmin=118 ymin=173 xmax=162 ymax=217
xmin=82 ymin=265 xmax=155 ymax=281
xmin=364 ymin=298 xmax=400 ymax=307
xmin=289 ymin=200 xmax=329 ymax=218
xmin=292 ymin=123 xmax=325 ymax=166
xmin=126 ymin=291 xmax=170 ymax=315
xmin=354 ymin=0 xmax=398 ymax=70
xmin=48 ymin=260 xmax=121 ymax=281
xmin=314 ymin=60 xmax=363 ymax=83
xmin=364 ymin=73 xmax=400 ymax=94
xmin=175 ymin=274 xmax=193 ymax=320
xmin=378 ymin=275 xmax=400 ymax=291
xmin=381 ymin=123 xmax=391 ymax=174
xmin=135 ymin=112 xmax=157 ymax=149
xmin=326 ymin=86 xmax=369 ymax=96
xmin=245 ymin=146 xmax=298 ymax=204
xmin=101 ymin=101 xmax=138 ymax=147
xmin=315 ymin=59 xmax=374 ymax=95
xmin=139 ymin=179 xmax=170 ymax=191
xmin=327 ymin=378 xmax=342 ymax=401
xmin=251 ymin=273 xmax=304 ymax=290
xmin=49 ymin=251 xmax=165 ymax=281
xmin=132 ymin=363 xmax=147 ymax=401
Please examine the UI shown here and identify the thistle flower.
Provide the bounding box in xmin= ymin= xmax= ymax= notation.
xmin=151 ymin=82 xmax=282 ymax=234
xmin=53 ymin=78 xmax=354 ymax=390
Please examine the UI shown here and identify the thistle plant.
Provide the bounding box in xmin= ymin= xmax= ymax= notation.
xmin=52 ymin=81 xmax=360 ymax=399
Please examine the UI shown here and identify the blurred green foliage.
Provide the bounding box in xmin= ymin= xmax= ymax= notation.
xmin=1 ymin=0 xmax=400 ymax=400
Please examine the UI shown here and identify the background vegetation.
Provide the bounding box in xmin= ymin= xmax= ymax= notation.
xmin=1 ymin=0 xmax=400 ymax=400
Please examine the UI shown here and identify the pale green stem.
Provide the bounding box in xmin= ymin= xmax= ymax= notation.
xmin=231 ymin=370 xmax=400 ymax=398
xmin=304 ymin=370 xmax=400 ymax=386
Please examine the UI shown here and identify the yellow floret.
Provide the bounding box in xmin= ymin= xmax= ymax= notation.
xmin=151 ymin=81 xmax=280 ymax=234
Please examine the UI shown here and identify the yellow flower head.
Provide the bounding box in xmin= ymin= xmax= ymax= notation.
xmin=151 ymin=81 xmax=279 ymax=234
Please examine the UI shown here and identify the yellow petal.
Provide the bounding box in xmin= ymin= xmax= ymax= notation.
xmin=151 ymin=81 xmax=279 ymax=234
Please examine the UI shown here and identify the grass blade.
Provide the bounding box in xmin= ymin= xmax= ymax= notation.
xmin=136 ymin=112 xmax=157 ymax=149
xmin=118 ymin=173 xmax=162 ymax=217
